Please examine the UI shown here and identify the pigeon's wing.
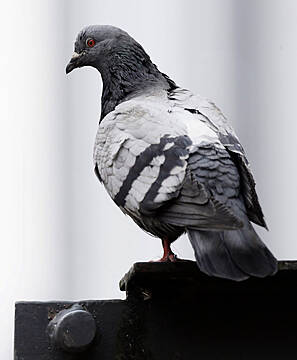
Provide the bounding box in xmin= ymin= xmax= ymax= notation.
xmin=171 ymin=88 xmax=267 ymax=228
xmin=94 ymin=97 xmax=242 ymax=229
xmin=94 ymin=99 xmax=191 ymax=216
xmin=159 ymin=143 xmax=244 ymax=230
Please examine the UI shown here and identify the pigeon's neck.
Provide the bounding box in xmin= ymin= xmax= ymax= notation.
xmin=96 ymin=42 xmax=177 ymax=121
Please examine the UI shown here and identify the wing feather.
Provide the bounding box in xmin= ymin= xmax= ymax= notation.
xmin=171 ymin=88 xmax=267 ymax=228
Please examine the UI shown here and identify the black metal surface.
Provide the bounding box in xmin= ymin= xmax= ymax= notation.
xmin=15 ymin=300 xmax=126 ymax=360
xmin=15 ymin=261 xmax=297 ymax=359
xmin=120 ymin=260 xmax=297 ymax=298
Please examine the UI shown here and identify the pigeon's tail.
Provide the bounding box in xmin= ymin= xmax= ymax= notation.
xmin=187 ymin=221 xmax=278 ymax=281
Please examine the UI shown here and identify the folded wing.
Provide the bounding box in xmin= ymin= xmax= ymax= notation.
xmin=170 ymin=88 xmax=267 ymax=228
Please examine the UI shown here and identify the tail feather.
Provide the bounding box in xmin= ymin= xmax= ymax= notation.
xmin=187 ymin=222 xmax=278 ymax=281
xmin=223 ymin=222 xmax=278 ymax=277
xmin=188 ymin=229 xmax=249 ymax=281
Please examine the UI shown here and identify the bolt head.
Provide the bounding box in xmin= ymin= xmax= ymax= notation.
xmin=48 ymin=304 xmax=96 ymax=353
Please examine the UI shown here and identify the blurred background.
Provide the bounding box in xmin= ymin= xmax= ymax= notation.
xmin=1 ymin=0 xmax=297 ymax=357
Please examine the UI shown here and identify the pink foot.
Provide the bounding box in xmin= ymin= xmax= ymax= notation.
xmin=154 ymin=253 xmax=178 ymax=263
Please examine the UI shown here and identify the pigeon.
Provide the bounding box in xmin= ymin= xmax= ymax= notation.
xmin=66 ymin=25 xmax=278 ymax=281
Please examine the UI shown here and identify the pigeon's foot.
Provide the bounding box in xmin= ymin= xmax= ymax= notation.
xmin=156 ymin=252 xmax=178 ymax=263
xmin=152 ymin=237 xmax=179 ymax=263
xmin=149 ymin=255 xmax=189 ymax=262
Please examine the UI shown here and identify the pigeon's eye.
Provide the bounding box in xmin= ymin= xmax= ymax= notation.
xmin=86 ymin=38 xmax=95 ymax=48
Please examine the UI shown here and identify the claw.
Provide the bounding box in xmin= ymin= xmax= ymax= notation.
xmin=156 ymin=252 xmax=178 ymax=263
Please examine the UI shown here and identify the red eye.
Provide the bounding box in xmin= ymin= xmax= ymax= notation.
xmin=86 ymin=38 xmax=95 ymax=47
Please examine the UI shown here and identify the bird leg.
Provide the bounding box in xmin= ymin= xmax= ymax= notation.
xmin=157 ymin=237 xmax=177 ymax=262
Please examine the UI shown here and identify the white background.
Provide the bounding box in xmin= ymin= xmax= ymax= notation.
xmin=1 ymin=0 xmax=297 ymax=358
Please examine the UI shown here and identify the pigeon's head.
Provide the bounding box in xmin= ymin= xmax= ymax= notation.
xmin=66 ymin=25 xmax=177 ymax=120
xmin=66 ymin=25 xmax=135 ymax=74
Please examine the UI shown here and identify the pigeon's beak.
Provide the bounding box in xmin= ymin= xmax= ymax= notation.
xmin=66 ymin=52 xmax=82 ymax=74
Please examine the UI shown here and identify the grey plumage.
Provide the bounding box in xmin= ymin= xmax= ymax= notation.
xmin=66 ymin=25 xmax=278 ymax=281
xmin=188 ymin=204 xmax=277 ymax=281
